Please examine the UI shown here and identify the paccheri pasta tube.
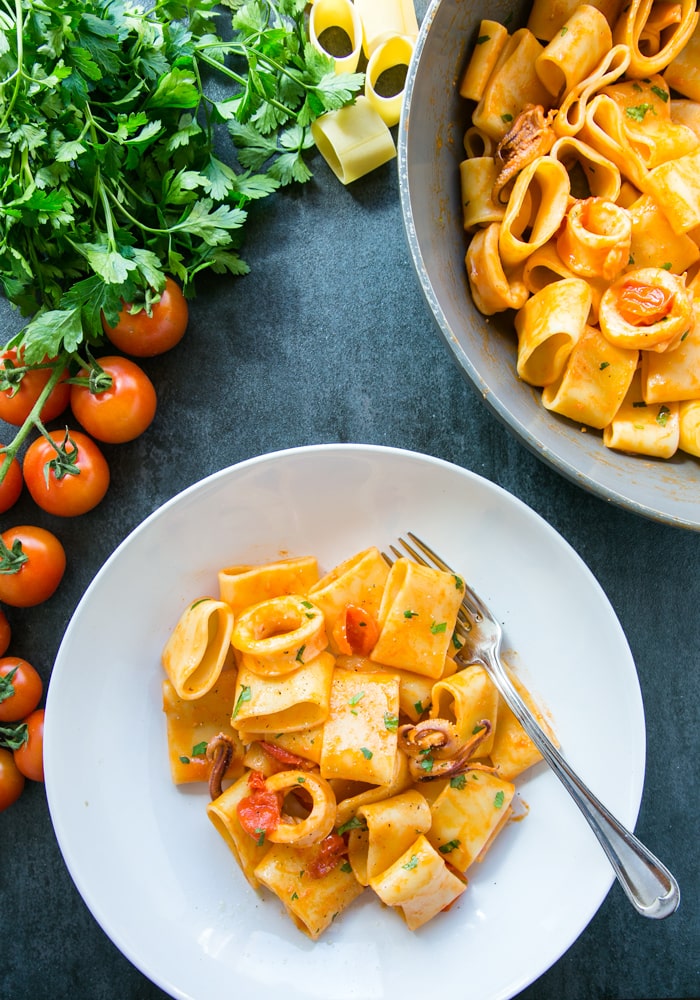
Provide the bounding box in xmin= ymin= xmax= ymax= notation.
xmin=458 ymin=0 xmax=700 ymax=461
xmin=160 ymin=545 xmax=556 ymax=939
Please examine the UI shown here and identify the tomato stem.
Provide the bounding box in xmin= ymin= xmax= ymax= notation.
xmin=0 ymin=356 xmax=69 ymax=486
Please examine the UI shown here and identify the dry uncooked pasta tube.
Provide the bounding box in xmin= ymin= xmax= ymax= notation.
xmin=309 ymin=0 xmax=363 ymax=74
xmin=310 ymin=96 xmax=396 ymax=185
xmin=264 ymin=770 xmax=336 ymax=847
xmin=598 ymin=267 xmax=694 ymax=352
xmin=231 ymin=594 xmax=328 ymax=675
xmin=353 ymin=0 xmax=418 ymax=58
xmin=364 ymin=34 xmax=414 ymax=127
xmin=556 ymin=197 xmax=631 ymax=281
xmin=535 ymin=3 xmax=612 ymax=99
xmin=161 ymin=597 xmax=234 ymax=700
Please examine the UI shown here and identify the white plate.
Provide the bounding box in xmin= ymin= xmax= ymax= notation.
xmin=45 ymin=444 xmax=646 ymax=1000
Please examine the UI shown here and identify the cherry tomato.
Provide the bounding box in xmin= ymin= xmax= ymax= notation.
xmin=102 ymin=277 xmax=188 ymax=357
xmin=0 ymin=658 xmax=43 ymax=722
xmin=70 ymin=356 xmax=157 ymax=443
xmin=0 ymin=449 xmax=23 ymax=514
xmin=23 ymin=428 xmax=110 ymax=516
xmin=0 ymin=747 xmax=24 ymax=811
xmin=0 ymin=525 xmax=66 ymax=607
xmin=237 ymin=770 xmax=281 ymax=841
xmin=0 ymin=350 xmax=70 ymax=426
xmin=618 ymin=282 xmax=672 ymax=326
xmin=0 ymin=609 xmax=10 ymax=656
xmin=14 ymin=707 xmax=44 ymax=782
xmin=332 ymin=604 xmax=380 ymax=657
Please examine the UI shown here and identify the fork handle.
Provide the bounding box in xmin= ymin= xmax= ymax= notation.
xmin=483 ymin=653 xmax=680 ymax=919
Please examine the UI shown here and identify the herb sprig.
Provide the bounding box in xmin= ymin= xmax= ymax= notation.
xmin=0 ymin=0 xmax=363 ymax=477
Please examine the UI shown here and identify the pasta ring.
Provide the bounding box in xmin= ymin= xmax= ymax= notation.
xmin=161 ymin=597 xmax=234 ymax=700
xmin=231 ymin=594 xmax=328 ymax=676
xmin=599 ymin=267 xmax=694 ymax=352
xmin=265 ymin=770 xmax=336 ymax=847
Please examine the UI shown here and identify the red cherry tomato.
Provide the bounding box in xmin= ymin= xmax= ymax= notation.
xmin=23 ymin=429 xmax=110 ymax=516
xmin=0 ymin=525 xmax=66 ymax=607
xmin=14 ymin=707 xmax=44 ymax=782
xmin=0 ymin=747 xmax=24 ymax=811
xmin=0 ymin=658 xmax=43 ymax=722
xmin=237 ymin=770 xmax=281 ymax=841
xmin=332 ymin=604 xmax=380 ymax=656
xmin=0 ymin=609 xmax=10 ymax=657
xmin=70 ymin=356 xmax=157 ymax=443
xmin=0 ymin=350 xmax=70 ymax=426
xmin=0 ymin=449 xmax=23 ymax=514
xmin=102 ymin=277 xmax=188 ymax=357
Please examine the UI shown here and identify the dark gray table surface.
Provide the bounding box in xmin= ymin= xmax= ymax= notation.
xmin=1 ymin=17 xmax=699 ymax=1000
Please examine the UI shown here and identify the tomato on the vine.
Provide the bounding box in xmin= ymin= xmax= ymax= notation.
xmin=14 ymin=707 xmax=44 ymax=782
xmin=0 ymin=449 xmax=23 ymax=514
xmin=0 ymin=350 xmax=70 ymax=426
xmin=23 ymin=428 xmax=110 ymax=516
xmin=0 ymin=609 xmax=10 ymax=657
xmin=0 ymin=658 xmax=43 ymax=722
xmin=0 ymin=525 xmax=66 ymax=607
xmin=70 ymin=356 xmax=157 ymax=443
xmin=102 ymin=277 xmax=188 ymax=357
xmin=0 ymin=747 xmax=24 ymax=810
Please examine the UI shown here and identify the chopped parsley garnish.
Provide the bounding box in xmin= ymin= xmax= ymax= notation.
xmin=403 ymin=609 xmax=418 ymax=619
xmin=383 ymin=712 xmax=399 ymax=732
xmin=494 ymin=790 xmax=505 ymax=809
xmin=232 ymin=684 xmax=252 ymax=718
xmin=337 ymin=816 xmax=367 ymax=836
xmin=295 ymin=644 xmax=306 ymax=662
xmin=439 ymin=839 xmax=461 ymax=854
xmin=450 ymin=775 xmax=467 ymax=790
xmin=599 ymin=361 xmax=610 ymax=370
xmin=625 ymin=103 xmax=655 ymax=121
xmin=476 ymin=34 xmax=491 ymax=44
xmin=348 ymin=691 xmax=365 ymax=707
xmin=191 ymin=741 xmax=208 ymax=758
xmin=501 ymin=112 xmax=514 ymax=124
xmin=402 ymin=855 xmax=419 ymax=870
xmin=430 ymin=621 xmax=447 ymax=635
xmin=650 ymin=84 xmax=669 ymax=102
xmin=360 ymin=747 xmax=373 ymax=760
xmin=656 ymin=405 xmax=671 ymax=427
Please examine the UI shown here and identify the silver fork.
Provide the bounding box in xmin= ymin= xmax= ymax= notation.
xmin=386 ymin=532 xmax=680 ymax=919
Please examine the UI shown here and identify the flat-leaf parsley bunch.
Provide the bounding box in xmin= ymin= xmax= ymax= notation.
xmin=0 ymin=0 xmax=363 ymax=474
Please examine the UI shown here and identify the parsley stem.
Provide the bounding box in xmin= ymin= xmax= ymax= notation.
xmin=0 ymin=0 xmax=25 ymax=133
xmin=196 ymin=48 xmax=295 ymax=120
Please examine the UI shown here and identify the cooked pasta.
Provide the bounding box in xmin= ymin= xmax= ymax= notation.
xmin=458 ymin=0 xmax=700 ymax=461
xmin=160 ymin=545 xmax=555 ymax=938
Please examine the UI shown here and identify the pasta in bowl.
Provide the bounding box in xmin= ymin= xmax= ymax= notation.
xmin=44 ymin=444 xmax=646 ymax=1000
xmin=399 ymin=0 xmax=700 ymax=529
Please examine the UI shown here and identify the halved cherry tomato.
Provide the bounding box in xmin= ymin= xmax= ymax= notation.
xmin=0 ymin=449 xmax=23 ymax=514
xmin=237 ymin=770 xmax=281 ymax=841
xmin=332 ymin=604 xmax=380 ymax=657
xmin=0 ymin=609 xmax=10 ymax=657
xmin=0 ymin=747 xmax=24 ymax=810
xmin=0 ymin=350 xmax=70 ymax=426
xmin=102 ymin=277 xmax=188 ymax=357
xmin=14 ymin=707 xmax=44 ymax=782
xmin=70 ymin=356 xmax=157 ymax=443
xmin=0 ymin=525 xmax=66 ymax=607
xmin=23 ymin=428 xmax=110 ymax=516
xmin=0 ymin=658 xmax=43 ymax=722
xmin=618 ymin=282 xmax=673 ymax=326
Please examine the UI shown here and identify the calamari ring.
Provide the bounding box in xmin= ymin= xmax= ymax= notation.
xmin=231 ymin=594 xmax=327 ymax=676
xmin=265 ymin=770 xmax=336 ymax=847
